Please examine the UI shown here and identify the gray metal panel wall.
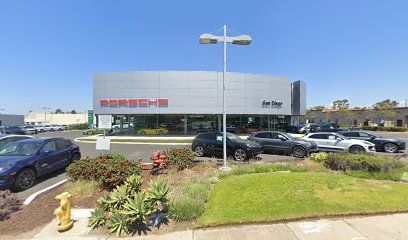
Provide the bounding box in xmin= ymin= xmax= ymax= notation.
xmin=291 ymin=80 xmax=306 ymax=116
xmin=0 ymin=114 xmax=24 ymax=126
xmin=93 ymin=71 xmax=295 ymax=115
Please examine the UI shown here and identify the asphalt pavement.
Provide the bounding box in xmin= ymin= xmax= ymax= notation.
xmin=15 ymin=130 xmax=408 ymax=202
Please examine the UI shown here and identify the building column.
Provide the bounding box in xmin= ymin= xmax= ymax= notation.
xmin=184 ymin=114 xmax=188 ymax=135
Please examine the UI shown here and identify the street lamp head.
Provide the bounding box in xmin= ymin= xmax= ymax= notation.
xmin=199 ymin=34 xmax=218 ymax=44
xmin=232 ymin=35 xmax=252 ymax=45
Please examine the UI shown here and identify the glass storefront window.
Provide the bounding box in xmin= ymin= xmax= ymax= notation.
xmin=107 ymin=114 xmax=291 ymax=136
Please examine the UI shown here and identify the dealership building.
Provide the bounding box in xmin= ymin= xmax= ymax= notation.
xmin=93 ymin=71 xmax=306 ymax=135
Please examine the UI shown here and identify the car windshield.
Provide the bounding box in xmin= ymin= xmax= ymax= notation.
xmin=280 ymin=132 xmax=294 ymax=140
xmin=0 ymin=142 xmax=42 ymax=156
xmin=226 ymin=133 xmax=241 ymax=141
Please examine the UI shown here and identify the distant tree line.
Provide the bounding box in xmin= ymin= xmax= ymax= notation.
xmin=54 ymin=109 xmax=78 ymax=114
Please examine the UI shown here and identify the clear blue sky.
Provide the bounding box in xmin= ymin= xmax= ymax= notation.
xmin=1 ymin=0 xmax=407 ymax=114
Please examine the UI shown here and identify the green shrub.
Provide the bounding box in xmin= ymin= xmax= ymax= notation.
xmin=169 ymin=177 xmax=212 ymax=221
xmin=89 ymin=176 xmax=171 ymax=236
xmin=163 ymin=148 xmax=195 ymax=170
xmin=323 ymin=153 xmax=403 ymax=172
xmin=68 ymin=123 xmax=89 ymax=130
xmin=169 ymin=196 xmax=205 ymax=221
xmin=67 ymin=153 xmax=142 ymax=189
xmin=361 ymin=126 xmax=408 ymax=132
xmin=309 ymin=152 xmax=329 ymax=163
xmin=345 ymin=170 xmax=406 ymax=182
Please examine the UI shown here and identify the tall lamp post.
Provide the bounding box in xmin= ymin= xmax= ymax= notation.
xmin=199 ymin=25 xmax=252 ymax=170
xmin=40 ymin=107 xmax=50 ymax=124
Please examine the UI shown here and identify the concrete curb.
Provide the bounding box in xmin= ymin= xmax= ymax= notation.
xmin=23 ymin=179 xmax=68 ymax=205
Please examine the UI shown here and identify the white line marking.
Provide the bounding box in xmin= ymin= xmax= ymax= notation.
xmin=23 ymin=179 xmax=68 ymax=205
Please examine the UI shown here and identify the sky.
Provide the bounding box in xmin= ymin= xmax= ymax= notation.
xmin=0 ymin=0 xmax=408 ymax=114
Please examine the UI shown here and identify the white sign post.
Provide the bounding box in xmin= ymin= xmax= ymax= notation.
xmin=97 ymin=115 xmax=112 ymax=155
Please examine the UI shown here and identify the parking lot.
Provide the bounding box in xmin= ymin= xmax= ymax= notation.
xmin=14 ymin=130 xmax=408 ymax=201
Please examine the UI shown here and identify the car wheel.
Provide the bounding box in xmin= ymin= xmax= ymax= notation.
xmin=14 ymin=168 xmax=36 ymax=191
xmin=292 ymin=146 xmax=306 ymax=158
xmin=383 ymin=143 xmax=398 ymax=153
xmin=140 ymin=131 xmax=146 ymax=136
xmin=40 ymin=129 xmax=44 ymax=133
xmin=71 ymin=153 xmax=81 ymax=164
xmin=194 ymin=145 xmax=205 ymax=157
xmin=349 ymin=145 xmax=365 ymax=154
xmin=234 ymin=148 xmax=247 ymax=161
xmin=158 ymin=130 xmax=164 ymax=135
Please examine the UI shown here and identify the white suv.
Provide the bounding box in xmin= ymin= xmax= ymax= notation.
xmin=302 ymin=132 xmax=376 ymax=153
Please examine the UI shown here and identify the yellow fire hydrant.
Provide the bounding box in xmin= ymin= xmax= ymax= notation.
xmin=54 ymin=192 xmax=74 ymax=232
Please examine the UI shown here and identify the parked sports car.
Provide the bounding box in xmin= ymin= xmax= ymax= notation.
xmin=302 ymin=132 xmax=376 ymax=153
xmin=138 ymin=126 xmax=169 ymax=135
xmin=248 ymin=131 xmax=318 ymax=158
xmin=338 ymin=131 xmax=406 ymax=153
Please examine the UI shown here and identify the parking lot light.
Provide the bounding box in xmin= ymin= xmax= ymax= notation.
xmin=199 ymin=25 xmax=252 ymax=171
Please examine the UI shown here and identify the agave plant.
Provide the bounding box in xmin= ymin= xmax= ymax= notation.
xmin=125 ymin=175 xmax=143 ymax=195
xmin=121 ymin=192 xmax=152 ymax=224
xmin=147 ymin=178 xmax=171 ymax=212
xmin=108 ymin=210 xmax=130 ymax=237
xmin=108 ymin=185 xmax=129 ymax=210
xmin=88 ymin=207 xmax=106 ymax=229
xmin=96 ymin=194 xmax=112 ymax=211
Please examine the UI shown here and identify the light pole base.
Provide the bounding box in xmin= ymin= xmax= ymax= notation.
xmin=219 ymin=166 xmax=231 ymax=172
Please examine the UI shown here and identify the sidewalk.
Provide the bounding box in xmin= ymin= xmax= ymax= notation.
xmin=14 ymin=212 xmax=408 ymax=240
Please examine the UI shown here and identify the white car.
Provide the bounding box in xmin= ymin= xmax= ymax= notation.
xmin=43 ymin=125 xmax=63 ymax=131
xmin=21 ymin=125 xmax=38 ymax=134
xmin=302 ymin=132 xmax=376 ymax=153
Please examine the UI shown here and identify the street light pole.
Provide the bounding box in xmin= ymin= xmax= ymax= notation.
xmin=200 ymin=25 xmax=252 ymax=171
xmin=222 ymin=25 xmax=228 ymax=170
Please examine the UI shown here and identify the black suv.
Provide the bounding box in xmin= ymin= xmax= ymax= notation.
xmin=339 ymin=131 xmax=406 ymax=153
xmin=1 ymin=126 xmax=26 ymax=135
xmin=191 ymin=132 xmax=263 ymax=161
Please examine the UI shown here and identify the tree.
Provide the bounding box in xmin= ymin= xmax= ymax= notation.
xmin=70 ymin=110 xmax=77 ymax=114
xmin=55 ymin=108 xmax=63 ymax=114
xmin=372 ymin=99 xmax=398 ymax=110
xmin=310 ymin=105 xmax=326 ymax=110
xmin=332 ymin=99 xmax=350 ymax=110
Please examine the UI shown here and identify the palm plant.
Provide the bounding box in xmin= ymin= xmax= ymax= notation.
xmin=121 ymin=192 xmax=152 ymax=224
xmin=147 ymin=178 xmax=171 ymax=212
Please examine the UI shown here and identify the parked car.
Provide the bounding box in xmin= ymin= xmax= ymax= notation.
xmin=138 ymin=126 xmax=169 ymax=135
xmin=43 ymin=125 xmax=63 ymax=131
xmin=240 ymin=124 xmax=263 ymax=134
xmin=348 ymin=125 xmax=361 ymax=130
xmin=191 ymin=132 xmax=263 ymax=161
xmin=0 ymin=126 xmax=26 ymax=135
xmin=83 ymin=128 xmax=112 ymax=135
xmin=61 ymin=125 xmax=68 ymax=131
xmin=301 ymin=132 xmax=376 ymax=153
xmin=0 ymin=137 xmax=81 ymax=190
xmin=21 ymin=125 xmax=38 ymax=134
xmin=226 ymin=125 xmax=236 ymax=134
xmin=35 ymin=125 xmax=46 ymax=133
xmin=0 ymin=134 xmax=34 ymax=149
xmin=286 ymin=124 xmax=305 ymax=133
xmin=338 ymin=131 xmax=406 ymax=153
xmin=248 ymin=131 xmax=318 ymax=158
xmin=112 ymin=122 xmax=134 ymax=130
xmin=159 ymin=123 xmax=177 ymax=131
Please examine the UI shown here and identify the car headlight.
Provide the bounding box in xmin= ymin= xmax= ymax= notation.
xmin=0 ymin=163 xmax=14 ymax=171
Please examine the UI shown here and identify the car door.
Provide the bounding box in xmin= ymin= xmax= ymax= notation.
xmin=306 ymin=134 xmax=327 ymax=149
xmin=323 ymin=134 xmax=345 ymax=151
xmin=212 ymin=133 xmax=224 ymax=155
xmin=37 ymin=140 xmax=59 ymax=175
xmin=56 ymin=139 xmax=71 ymax=167
xmin=250 ymin=132 xmax=271 ymax=151
xmin=275 ymin=133 xmax=292 ymax=152
xmin=265 ymin=132 xmax=286 ymax=153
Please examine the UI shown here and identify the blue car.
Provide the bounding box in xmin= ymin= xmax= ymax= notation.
xmin=0 ymin=138 xmax=81 ymax=190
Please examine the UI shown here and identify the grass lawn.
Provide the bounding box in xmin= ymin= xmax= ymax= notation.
xmin=196 ymin=172 xmax=408 ymax=227
xmin=79 ymin=138 xmax=192 ymax=143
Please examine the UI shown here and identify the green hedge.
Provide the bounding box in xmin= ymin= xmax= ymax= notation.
xmin=68 ymin=123 xmax=89 ymax=130
xmin=361 ymin=126 xmax=408 ymax=132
